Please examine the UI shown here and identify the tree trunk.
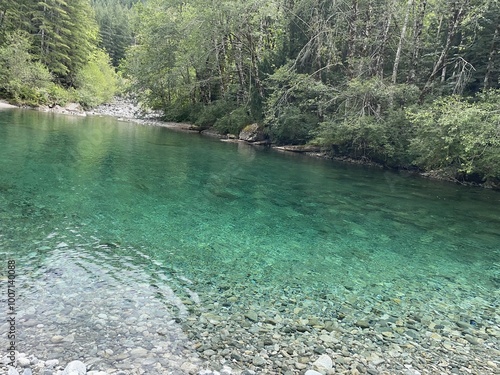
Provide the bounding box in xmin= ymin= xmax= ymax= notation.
xmin=484 ymin=19 xmax=499 ymax=90
xmin=230 ymin=34 xmax=247 ymax=104
xmin=420 ymin=0 xmax=469 ymax=101
xmin=0 ymin=9 xmax=6 ymax=31
xmin=407 ymin=0 xmax=427 ymax=83
xmin=392 ymin=0 xmax=413 ymax=84
xmin=346 ymin=0 xmax=359 ymax=77
xmin=375 ymin=1 xmax=394 ymax=78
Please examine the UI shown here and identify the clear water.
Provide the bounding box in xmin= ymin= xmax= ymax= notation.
xmin=0 ymin=109 xmax=499 ymax=371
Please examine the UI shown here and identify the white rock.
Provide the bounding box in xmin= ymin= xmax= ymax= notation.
xmin=8 ymin=367 xmax=19 ymax=375
xmin=62 ymin=360 xmax=86 ymax=375
xmin=305 ymin=371 xmax=323 ymax=375
xmin=319 ymin=334 xmax=336 ymax=343
xmin=180 ymin=362 xmax=198 ymax=374
xmin=18 ymin=357 xmax=31 ymax=367
xmin=130 ymin=347 xmax=148 ymax=357
xmin=45 ymin=359 xmax=60 ymax=368
xmin=313 ymin=354 xmax=333 ymax=370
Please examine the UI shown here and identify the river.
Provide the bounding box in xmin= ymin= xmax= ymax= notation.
xmin=0 ymin=109 xmax=498 ymax=374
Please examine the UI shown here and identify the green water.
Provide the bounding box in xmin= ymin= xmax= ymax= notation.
xmin=1 ymin=109 xmax=499 ymax=369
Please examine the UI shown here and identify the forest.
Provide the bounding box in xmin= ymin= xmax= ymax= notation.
xmin=1 ymin=0 xmax=499 ymax=186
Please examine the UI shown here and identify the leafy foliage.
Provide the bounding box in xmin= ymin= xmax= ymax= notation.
xmin=0 ymin=32 xmax=53 ymax=105
xmin=92 ymin=0 xmax=136 ymax=66
xmin=408 ymin=91 xmax=500 ymax=181
xmin=264 ymin=64 xmax=335 ymax=144
xmin=75 ymin=49 xmax=120 ymax=108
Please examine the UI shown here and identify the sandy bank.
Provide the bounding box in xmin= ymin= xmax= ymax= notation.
xmin=0 ymin=100 xmax=17 ymax=109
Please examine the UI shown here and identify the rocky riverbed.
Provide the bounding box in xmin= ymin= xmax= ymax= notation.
xmin=1 ymin=221 xmax=499 ymax=375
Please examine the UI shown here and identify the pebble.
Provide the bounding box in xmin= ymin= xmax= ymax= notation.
xmin=252 ymin=355 xmax=266 ymax=366
xmin=313 ymin=354 xmax=333 ymax=370
xmin=464 ymin=334 xmax=480 ymax=345
xmin=245 ymin=311 xmax=259 ymax=322
xmin=130 ymin=347 xmax=148 ymax=357
xmin=50 ymin=336 xmax=64 ymax=343
xmin=62 ymin=360 xmax=87 ymax=375
xmin=355 ymin=320 xmax=371 ymax=329
xmin=179 ymin=362 xmax=198 ymax=374
xmin=17 ymin=358 xmax=30 ymax=367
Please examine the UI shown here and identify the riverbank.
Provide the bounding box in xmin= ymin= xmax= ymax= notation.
xmin=85 ymin=98 xmax=500 ymax=190
xmin=0 ymin=100 xmax=18 ymax=109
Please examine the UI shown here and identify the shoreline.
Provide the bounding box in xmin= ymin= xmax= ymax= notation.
xmin=0 ymin=100 xmax=18 ymax=109
xmin=2 ymin=97 xmax=497 ymax=189
xmin=86 ymin=99 xmax=498 ymax=190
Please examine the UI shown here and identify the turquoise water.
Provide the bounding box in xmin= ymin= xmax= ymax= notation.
xmin=1 ymin=109 xmax=499 ymax=371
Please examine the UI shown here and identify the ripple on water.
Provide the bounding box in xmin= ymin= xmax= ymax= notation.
xmin=10 ymin=228 xmax=205 ymax=374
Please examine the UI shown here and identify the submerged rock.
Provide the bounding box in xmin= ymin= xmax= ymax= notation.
xmin=62 ymin=360 xmax=86 ymax=375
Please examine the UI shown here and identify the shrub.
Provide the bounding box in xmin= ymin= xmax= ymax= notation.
xmin=214 ymin=106 xmax=254 ymax=135
xmin=408 ymin=91 xmax=500 ymax=181
xmin=75 ymin=49 xmax=119 ymax=108
xmin=0 ymin=31 xmax=54 ymax=105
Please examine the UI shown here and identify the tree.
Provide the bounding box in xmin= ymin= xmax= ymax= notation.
xmin=32 ymin=0 xmax=99 ymax=85
xmin=0 ymin=31 xmax=53 ymax=104
xmin=92 ymin=0 xmax=136 ymax=67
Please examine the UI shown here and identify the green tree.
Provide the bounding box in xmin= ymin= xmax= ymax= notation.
xmin=92 ymin=0 xmax=136 ymax=67
xmin=0 ymin=31 xmax=54 ymax=104
xmin=32 ymin=0 xmax=99 ymax=85
xmin=75 ymin=49 xmax=120 ymax=107
xmin=408 ymin=91 xmax=500 ymax=181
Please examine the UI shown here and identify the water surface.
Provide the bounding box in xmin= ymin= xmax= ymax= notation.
xmin=0 ymin=109 xmax=498 ymax=372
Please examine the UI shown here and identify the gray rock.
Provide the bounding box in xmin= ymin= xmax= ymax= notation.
xmin=239 ymin=124 xmax=265 ymax=142
xmin=130 ymin=347 xmax=148 ymax=357
xmin=50 ymin=335 xmax=64 ymax=343
xmin=8 ymin=367 xmax=20 ymax=375
xmin=22 ymin=369 xmax=32 ymax=375
xmin=355 ymin=320 xmax=371 ymax=329
xmin=179 ymin=362 xmax=198 ymax=374
xmin=252 ymin=355 xmax=267 ymax=366
xmin=464 ymin=334 xmax=480 ymax=345
xmin=245 ymin=311 xmax=259 ymax=322
xmin=62 ymin=360 xmax=87 ymax=375
xmin=305 ymin=371 xmax=323 ymax=375
xmin=203 ymin=349 xmax=216 ymax=357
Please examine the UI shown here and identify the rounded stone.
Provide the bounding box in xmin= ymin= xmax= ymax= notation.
xmin=252 ymin=355 xmax=267 ymax=366
xmin=18 ymin=357 xmax=31 ymax=367
xmin=305 ymin=371 xmax=323 ymax=375
xmin=313 ymin=354 xmax=333 ymax=370
xmin=62 ymin=360 xmax=86 ymax=375
xmin=130 ymin=347 xmax=148 ymax=357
